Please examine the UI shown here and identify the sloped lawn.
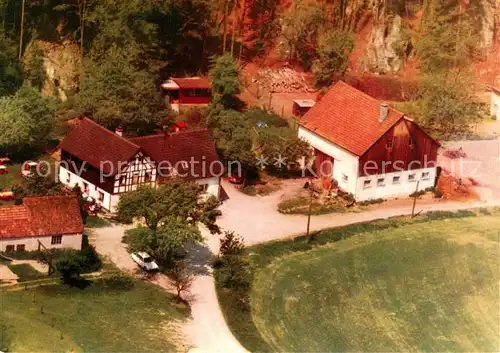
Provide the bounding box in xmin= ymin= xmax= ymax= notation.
xmin=0 ymin=277 xmax=189 ymax=352
xmin=217 ymin=209 xmax=500 ymax=352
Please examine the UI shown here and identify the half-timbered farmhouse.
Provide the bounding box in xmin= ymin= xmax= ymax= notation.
xmin=0 ymin=196 xmax=83 ymax=252
xmin=59 ymin=118 xmax=221 ymax=211
xmin=298 ymin=81 xmax=440 ymax=201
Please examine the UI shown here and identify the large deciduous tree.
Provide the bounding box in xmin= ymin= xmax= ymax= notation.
xmin=312 ymin=30 xmax=354 ymax=86
xmin=126 ymin=221 xmax=203 ymax=268
xmin=0 ymin=85 xmax=55 ymax=156
xmin=416 ymin=72 xmax=483 ymax=137
xmin=116 ymin=179 xmax=221 ymax=233
xmin=210 ymin=54 xmax=241 ymax=107
xmin=76 ymin=50 xmax=173 ymax=136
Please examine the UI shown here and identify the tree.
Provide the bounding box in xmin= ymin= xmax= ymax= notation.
xmin=168 ymin=260 xmax=194 ymax=302
xmin=76 ymin=50 xmax=173 ymax=135
xmin=416 ymin=72 xmax=483 ymax=137
xmin=210 ymin=54 xmax=241 ymax=107
xmin=205 ymin=107 xmax=255 ymax=166
xmin=279 ymin=0 xmax=327 ymax=67
xmin=116 ymin=179 xmax=220 ymax=233
xmin=0 ymin=32 xmax=23 ymax=97
xmin=126 ymin=221 xmax=203 ymax=267
xmin=11 ymin=173 xmax=64 ymax=204
xmin=256 ymin=127 xmax=311 ymax=172
xmin=23 ymin=42 xmax=45 ymax=90
xmin=219 ymin=231 xmax=244 ymax=257
xmin=417 ymin=0 xmax=479 ymax=73
xmin=312 ymin=30 xmax=354 ymax=86
xmin=0 ymin=85 xmax=55 ymax=156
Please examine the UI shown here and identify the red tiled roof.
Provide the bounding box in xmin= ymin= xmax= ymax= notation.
xmin=59 ymin=118 xmax=140 ymax=175
xmin=299 ymin=81 xmax=405 ymax=156
xmin=129 ymin=130 xmax=222 ymax=179
xmin=0 ymin=196 xmax=84 ymax=239
xmin=171 ymin=77 xmax=211 ymax=90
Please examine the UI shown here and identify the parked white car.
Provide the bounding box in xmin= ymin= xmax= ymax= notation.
xmin=131 ymin=252 xmax=159 ymax=271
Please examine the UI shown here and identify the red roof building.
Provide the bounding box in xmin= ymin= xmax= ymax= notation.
xmin=58 ymin=118 xmax=221 ymax=211
xmin=298 ymin=81 xmax=439 ymax=201
xmin=0 ymin=196 xmax=83 ymax=252
xmin=161 ymin=77 xmax=212 ymax=112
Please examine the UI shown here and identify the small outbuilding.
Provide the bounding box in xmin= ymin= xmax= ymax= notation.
xmin=161 ymin=77 xmax=212 ymax=112
xmin=0 ymin=196 xmax=84 ymax=252
xmin=292 ymin=99 xmax=316 ymax=117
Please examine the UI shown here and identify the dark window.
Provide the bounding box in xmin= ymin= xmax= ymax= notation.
xmin=51 ymin=235 xmax=62 ymax=245
xmin=120 ymin=175 xmax=127 ymax=185
xmin=144 ymin=171 xmax=151 ymax=182
xmin=393 ymin=176 xmax=401 ymax=184
xmin=5 ymin=245 xmax=15 ymax=252
xmin=132 ymin=173 xmax=139 ymax=184
xmin=16 ymin=244 xmax=25 ymax=252
xmin=408 ymin=173 xmax=416 ymax=182
xmin=386 ymin=138 xmax=393 ymax=149
xmin=98 ymin=191 xmax=104 ymax=202
xmin=377 ymin=178 xmax=385 ymax=186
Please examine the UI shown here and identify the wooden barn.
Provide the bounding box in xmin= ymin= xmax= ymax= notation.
xmin=298 ymin=81 xmax=440 ymax=201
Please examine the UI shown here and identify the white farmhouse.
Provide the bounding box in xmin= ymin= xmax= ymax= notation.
xmin=298 ymin=81 xmax=440 ymax=201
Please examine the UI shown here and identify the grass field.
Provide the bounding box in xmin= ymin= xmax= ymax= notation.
xmin=0 ymin=278 xmax=189 ymax=352
xmin=216 ymin=209 xmax=500 ymax=352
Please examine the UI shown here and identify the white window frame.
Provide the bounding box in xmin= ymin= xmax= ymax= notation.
xmin=421 ymin=172 xmax=430 ymax=180
xmin=408 ymin=173 xmax=416 ymax=182
xmin=377 ymin=178 xmax=385 ymax=187
xmin=363 ymin=180 xmax=372 ymax=189
xmin=393 ymin=175 xmax=401 ymax=184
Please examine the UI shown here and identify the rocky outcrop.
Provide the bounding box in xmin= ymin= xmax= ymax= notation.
xmin=24 ymin=40 xmax=81 ymax=101
xmin=361 ymin=15 xmax=410 ymax=73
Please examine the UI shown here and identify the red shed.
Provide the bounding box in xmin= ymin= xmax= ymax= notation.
xmin=161 ymin=77 xmax=212 ymax=112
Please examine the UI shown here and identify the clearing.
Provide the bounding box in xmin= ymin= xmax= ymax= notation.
xmin=217 ymin=209 xmax=500 ymax=352
xmin=0 ymin=278 xmax=189 ymax=352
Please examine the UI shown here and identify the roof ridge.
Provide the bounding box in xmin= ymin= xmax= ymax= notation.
xmin=129 ymin=128 xmax=210 ymax=141
xmin=82 ymin=118 xmax=141 ymax=150
xmin=336 ymin=81 xmax=405 ymax=117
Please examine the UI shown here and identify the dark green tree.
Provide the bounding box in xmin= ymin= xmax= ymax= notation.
xmin=0 ymin=85 xmax=55 ymax=156
xmin=23 ymin=43 xmax=45 ymax=90
xmin=116 ymin=179 xmax=220 ymax=233
xmin=417 ymin=72 xmax=483 ymax=137
xmin=417 ymin=0 xmax=479 ymax=72
xmin=0 ymin=32 xmax=23 ymax=97
xmin=210 ymin=54 xmax=241 ymax=107
xmin=312 ymin=30 xmax=354 ymax=86
xmin=76 ymin=50 xmax=173 ymax=135
xmin=126 ymin=222 xmax=203 ymax=267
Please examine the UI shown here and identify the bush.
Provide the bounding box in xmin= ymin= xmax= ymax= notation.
xmin=100 ymin=274 xmax=134 ymax=290
xmin=242 ymin=186 xmax=257 ymax=196
xmin=358 ymin=198 xmax=384 ymax=206
xmin=425 ymin=210 xmax=476 ymax=221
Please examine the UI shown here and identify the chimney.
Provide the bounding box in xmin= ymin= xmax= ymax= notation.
xmin=379 ymin=103 xmax=389 ymax=123
xmin=115 ymin=127 xmax=123 ymax=137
